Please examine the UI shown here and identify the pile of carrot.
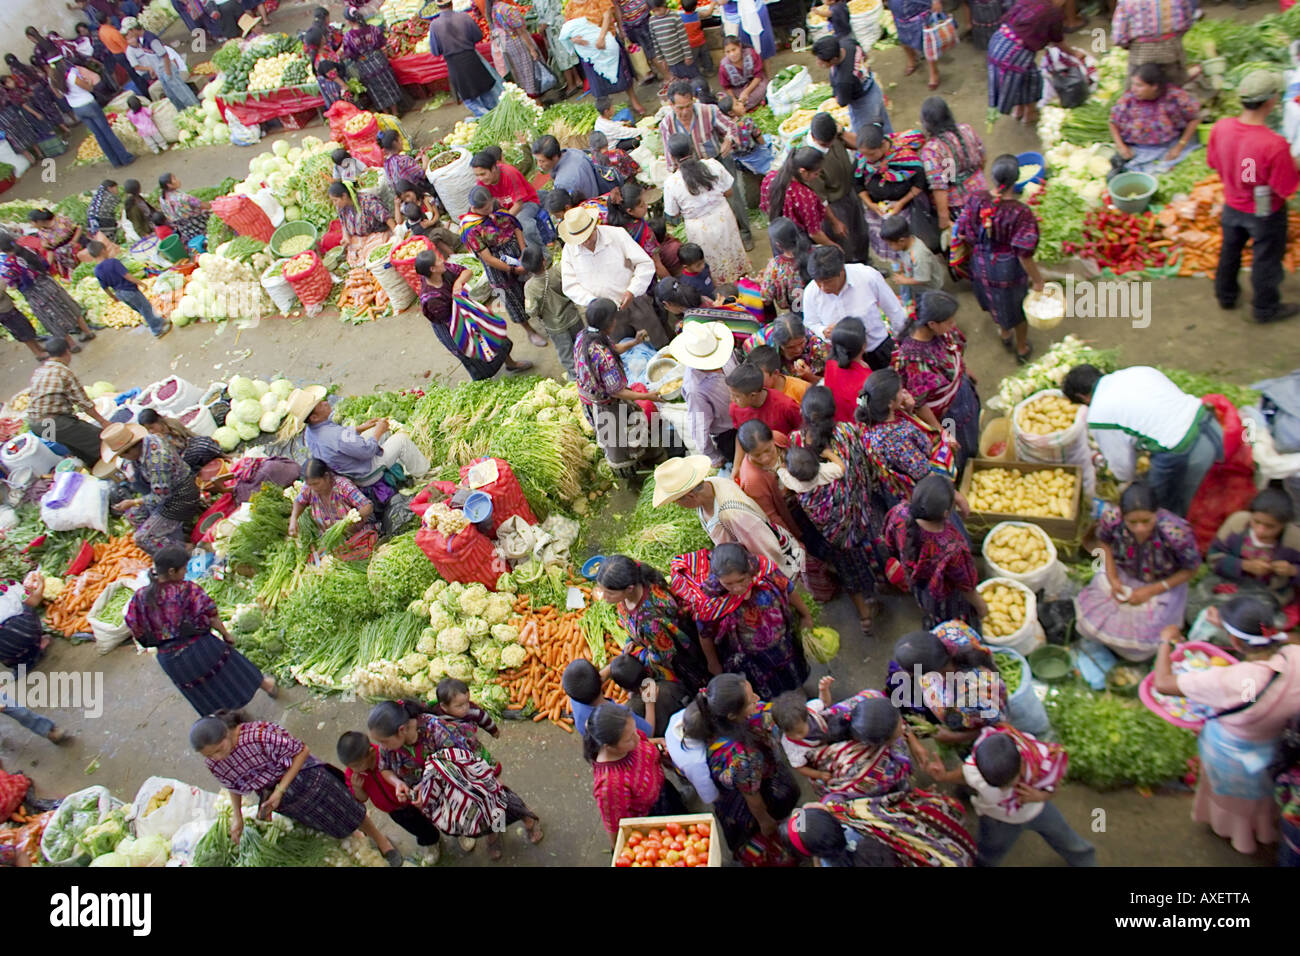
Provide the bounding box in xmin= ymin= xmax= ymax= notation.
xmin=338 ymin=267 xmax=390 ymax=321
xmin=496 ymin=593 xmax=626 ymax=732
xmin=42 ymin=536 xmax=151 ymax=636
xmin=0 ymin=810 xmax=54 ymax=864
xmin=1157 ymin=176 xmax=1300 ymax=277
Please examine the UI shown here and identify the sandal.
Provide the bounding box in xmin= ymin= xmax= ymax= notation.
xmin=903 ymin=61 xmax=919 ymax=77
xmin=505 ymin=360 xmax=535 ymax=374
xmin=999 ymin=335 xmax=1014 ymax=352
xmin=927 ymin=80 xmax=940 ymax=91
xmin=69 ymin=343 xmax=82 ymax=354
xmin=1015 ymin=344 xmax=1034 ymax=365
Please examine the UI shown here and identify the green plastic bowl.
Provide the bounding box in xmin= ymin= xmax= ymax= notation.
xmin=1106 ymin=663 xmax=1145 ymax=697
xmin=1027 ymin=644 xmax=1073 ymax=683
xmin=1108 ymin=171 xmax=1157 ymax=215
xmin=270 ymin=220 xmax=318 ymax=259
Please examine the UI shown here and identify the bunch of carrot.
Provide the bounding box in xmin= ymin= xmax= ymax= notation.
xmin=0 ymin=810 xmax=54 ymax=864
xmin=43 ymin=536 xmax=151 ymax=636
xmin=338 ymin=267 xmax=390 ymax=321
xmin=496 ymin=593 xmax=626 ymax=732
xmin=1157 ymin=176 xmax=1300 ymax=277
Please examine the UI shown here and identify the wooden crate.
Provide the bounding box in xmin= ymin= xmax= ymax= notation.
xmin=960 ymin=458 xmax=1083 ymax=543
xmin=611 ymin=812 xmax=722 ymax=867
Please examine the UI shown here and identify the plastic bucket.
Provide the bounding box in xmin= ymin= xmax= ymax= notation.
xmin=1013 ymin=152 xmax=1046 ymax=194
xmin=1024 ymin=286 xmax=1066 ymax=330
xmin=464 ymin=490 xmax=493 ymax=525
xmin=1108 ymin=171 xmax=1158 ymax=215
xmin=2 ymin=434 xmax=62 ymax=475
xmin=1027 ymin=644 xmax=1073 ymax=682
xmin=270 ymin=220 xmax=318 ymax=259
xmin=158 ymin=234 xmax=187 ymax=263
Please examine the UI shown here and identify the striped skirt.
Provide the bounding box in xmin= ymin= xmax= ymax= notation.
xmin=157 ymin=631 xmax=264 ymax=715
xmin=987 ymin=25 xmax=1042 ymax=113
xmin=355 ymin=49 xmax=403 ymax=112
xmin=0 ymin=104 xmax=45 ymax=152
xmin=1126 ymin=36 xmax=1186 ymax=87
xmin=481 ymin=238 xmax=529 ymax=326
xmin=24 ymin=275 xmax=84 ymax=337
xmin=268 ymin=762 xmax=366 ymax=838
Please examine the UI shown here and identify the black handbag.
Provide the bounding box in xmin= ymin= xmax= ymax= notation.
xmin=1050 ymin=64 xmax=1089 ymax=109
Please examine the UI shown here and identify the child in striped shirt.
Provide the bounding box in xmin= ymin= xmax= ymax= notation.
xmin=649 ymin=0 xmax=699 ymax=80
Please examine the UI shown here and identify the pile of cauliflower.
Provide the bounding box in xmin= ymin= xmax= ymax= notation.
xmin=348 ymin=580 xmax=520 ymax=711
xmin=1042 ymin=142 xmax=1113 ymax=206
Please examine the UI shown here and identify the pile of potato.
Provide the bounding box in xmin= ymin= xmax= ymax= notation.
xmin=1016 ymin=393 xmax=1081 ymax=436
xmin=985 ymin=524 xmax=1052 ymax=574
xmin=968 ymin=467 xmax=1076 ymax=518
xmin=979 ymin=582 xmax=1028 ymax=639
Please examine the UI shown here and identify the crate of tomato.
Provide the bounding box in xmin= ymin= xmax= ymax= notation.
xmin=612 ymin=813 xmax=720 ymax=867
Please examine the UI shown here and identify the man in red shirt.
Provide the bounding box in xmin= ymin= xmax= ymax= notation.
xmin=726 ymin=362 xmax=802 ymax=472
xmin=339 ymin=732 xmax=443 ymax=863
xmin=469 ymin=149 xmax=545 ymax=251
xmin=1207 ymin=69 xmax=1300 ymax=324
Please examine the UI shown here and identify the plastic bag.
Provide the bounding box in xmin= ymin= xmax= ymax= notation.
xmin=131 ymin=776 xmax=223 ymax=843
xmin=88 ymin=576 xmax=145 ymax=655
xmin=922 ymin=13 xmax=958 ymax=61
xmin=40 ymin=472 xmax=109 ymax=533
xmin=226 ymin=112 xmax=262 ymax=146
xmin=1038 ymin=48 xmax=1098 ymax=108
xmin=1038 ymin=599 xmax=1076 ymax=646
xmin=497 ymin=514 xmax=536 ymax=561
xmin=41 ymin=786 xmax=123 ymax=866
xmin=1011 ymin=389 xmax=1094 ymax=497
xmin=382 ymin=494 xmax=417 ymax=537
xmin=976 ymin=577 xmax=1043 ymax=655
xmin=767 ymin=66 xmax=812 ymax=117
xmin=427 ymin=148 xmax=478 ymax=220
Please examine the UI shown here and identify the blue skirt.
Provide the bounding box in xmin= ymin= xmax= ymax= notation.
xmin=1198 ymin=719 xmax=1277 ymax=801
xmin=987 ymin=25 xmax=1042 ymax=113
xmin=970 ymin=246 xmax=1028 ymax=330
xmin=157 ymin=632 xmax=264 ymax=715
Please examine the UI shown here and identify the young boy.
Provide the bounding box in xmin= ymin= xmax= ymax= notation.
xmin=338 ymin=731 xmax=441 ymax=864
xmin=88 ymin=240 xmax=169 ymax=337
xmin=727 ymin=362 xmax=802 ymax=454
xmin=150 ymin=211 xmax=173 ymax=240
xmin=677 ymin=243 xmax=715 ymax=299
xmin=746 ymin=344 xmax=808 ymax=405
xmin=770 ymin=677 xmax=849 ymax=785
xmin=678 ymin=0 xmax=714 ymax=75
xmin=608 ymin=654 xmax=691 ymax=737
xmin=594 ymin=95 xmax=642 ymax=151
xmin=562 ymin=659 xmax=653 ymax=736
xmin=522 ymin=244 xmax=583 ymax=381
xmin=588 ymin=130 xmax=640 ymax=184
xmin=614 ymin=0 xmax=666 ymax=84
xmin=433 ymin=677 xmax=501 ymax=773
xmin=331 ymin=147 xmax=366 ymax=184
xmin=881 ymin=215 xmax=945 ymax=315
xmin=932 ymin=728 xmax=1096 ymax=867
xmin=648 ymin=0 xmax=699 ymax=81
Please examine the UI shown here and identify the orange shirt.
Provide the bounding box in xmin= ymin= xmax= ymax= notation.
xmin=99 ymin=24 xmax=128 ymax=55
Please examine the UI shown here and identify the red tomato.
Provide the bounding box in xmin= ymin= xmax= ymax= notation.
xmin=672 ymin=840 xmax=685 ymax=852
xmin=666 ymin=822 xmax=682 ymax=837
xmin=644 ymin=847 xmax=659 ymax=863
xmin=684 ymin=852 xmax=699 ymax=866
xmin=673 ymin=860 xmax=687 ymax=867
xmin=665 ymin=850 xmax=681 ymax=863
xmin=615 ymin=857 xmax=632 ymax=867
xmin=648 ymin=829 xmax=662 ymax=841
xmin=627 ymin=833 xmax=642 ymax=847
xmin=696 ymin=823 xmax=711 ymax=837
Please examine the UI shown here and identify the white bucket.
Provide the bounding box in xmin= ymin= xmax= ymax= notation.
xmin=142 ymin=376 xmax=203 ymax=417
xmin=367 ymin=242 xmax=416 ymax=312
xmin=1 ymin=433 xmax=62 ymax=475
xmin=176 ymin=404 xmax=217 ymax=437
xmin=261 ymin=261 xmax=298 ymax=314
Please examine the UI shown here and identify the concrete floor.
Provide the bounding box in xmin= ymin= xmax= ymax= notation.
xmin=0 ymin=3 xmax=1286 ymax=866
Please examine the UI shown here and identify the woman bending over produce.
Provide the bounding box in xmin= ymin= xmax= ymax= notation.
xmin=137 ymin=408 xmax=223 ymax=472
xmin=368 ymin=700 xmax=544 ymax=861
xmin=156 ymin=173 xmax=210 ymax=249
xmin=1074 ymin=482 xmax=1202 ymax=661
xmin=888 ymin=627 xmax=1006 ymax=745
xmin=856 ymin=367 xmax=957 ymax=507
xmin=127 ymin=546 xmax=276 ymax=714
xmin=1153 ymin=596 xmax=1300 ymax=856
xmin=1108 ymin=63 xmax=1202 ymax=177
xmin=586 ymin=702 xmax=686 ymax=846
xmin=330 ymin=180 xmax=396 ymax=268
xmin=191 ymin=711 xmax=403 ymax=865
xmin=102 ymin=422 xmax=201 ymax=557
xmin=597 ymin=554 xmax=715 ymax=692
xmin=289 ymin=459 xmax=379 ymax=562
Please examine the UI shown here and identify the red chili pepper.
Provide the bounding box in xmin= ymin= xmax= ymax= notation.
xmin=21 ymin=534 xmax=45 ymax=554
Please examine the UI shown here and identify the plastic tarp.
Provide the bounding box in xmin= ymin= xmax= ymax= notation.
xmin=216 ymin=88 xmax=326 ymax=127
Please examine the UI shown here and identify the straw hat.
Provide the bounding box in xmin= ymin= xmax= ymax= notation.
xmin=119 ymin=16 xmax=140 ymax=32
xmin=558 ymin=206 xmax=599 ymax=245
xmin=667 ymin=321 xmax=733 ymax=371
xmin=651 ymin=455 xmax=713 ymax=507
xmin=283 ymin=386 xmax=329 ymax=428
xmin=97 ymin=422 xmax=147 ymax=468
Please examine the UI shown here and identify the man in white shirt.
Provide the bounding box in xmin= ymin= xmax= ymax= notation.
xmin=1063 ymin=364 xmax=1223 ymax=517
xmin=801 ymin=245 xmax=907 ymax=368
xmin=557 ymin=206 xmax=672 ymax=348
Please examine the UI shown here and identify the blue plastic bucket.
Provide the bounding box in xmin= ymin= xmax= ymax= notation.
xmin=463 ymin=491 xmax=493 ymax=525
xmin=1013 ymin=151 xmax=1046 ymax=194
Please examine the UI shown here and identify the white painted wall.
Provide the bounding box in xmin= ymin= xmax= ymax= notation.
xmin=0 ymin=0 xmax=88 ymax=72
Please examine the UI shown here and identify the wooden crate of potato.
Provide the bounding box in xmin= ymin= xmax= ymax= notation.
xmin=960 ymin=459 xmax=1082 ymax=541
xmin=1014 ymin=391 xmax=1083 ymax=436
xmin=976 ymin=578 xmax=1037 ymax=645
xmin=982 ymin=521 xmax=1057 ymax=577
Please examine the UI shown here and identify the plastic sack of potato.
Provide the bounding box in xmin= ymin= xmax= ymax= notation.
xmin=975 ymin=577 xmax=1044 ymax=656
xmin=1012 ymin=389 xmax=1095 ymax=497
xmin=980 ymin=521 xmax=1072 ymax=601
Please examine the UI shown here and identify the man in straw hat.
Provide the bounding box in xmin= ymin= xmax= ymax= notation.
xmin=652 ymin=454 xmax=806 ymax=583
xmin=99 ymin=420 xmax=201 ymax=555
xmin=667 ymin=321 xmax=737 ymax=470
xmin=1206 ymin=69 xmax=1300 ymax=325
xmin=24 ymin=337 xmax=111 ymax=467
xmin=282 ymin=387 xmax=430 ymax=489
xmin=558 ymin=206 xmax=672 ymax=348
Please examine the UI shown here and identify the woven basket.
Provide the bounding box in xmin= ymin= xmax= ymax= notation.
xmin=283 ymin=250 xmax=332 ymax=306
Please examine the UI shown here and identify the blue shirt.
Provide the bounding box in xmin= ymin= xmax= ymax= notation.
xmin=93 ymin=257 xmax=134 ymax=293
xmin=304 ymin=419 xmax=382 ymax=479
xmin=553 ymin=149 xmax=601 ymax=201
xmin=679 ymin=265 xmax=715 ymax=300
xmin=569 ymin=696 xmax=653 ymax=737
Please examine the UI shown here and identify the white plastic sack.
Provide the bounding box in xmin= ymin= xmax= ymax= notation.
xmin=427 ymin=148 xmax=477 ymax=220
xmin=151 ymin=99 xmax=181 ymax=143
xmin=767 ymin=66 xmax=811 ymax=117
xmin=131 ymin=777 xmax=223 ymax=843
xmin=261 ymin=261 xmax=298 ymax=314
xmin=981 ymin=521 xmax=1071 ymax=601
xmin=88 ymin=579 xmax=136 ymax=654
xmin=166 ymin=818 xmax=214 ymax=865
xmin=40 ymin=472 xmax=109 ymax=533
xmin=976 ymin=577 xmax=1043 ymax=655
xmin=227 ymin=112 xmax=262 ymax=146
xmin=251 ymin=188 xmax=285 ymax=228
xmin=41 ymin=786 xmax=124 ymax=866
xmin=366 ymin=247 xmax=415 ymax=312
xmin=1012 ymin=389 xmax=1095 ymax=497
xmin=497 ymin=514 xmax=536 ymax=561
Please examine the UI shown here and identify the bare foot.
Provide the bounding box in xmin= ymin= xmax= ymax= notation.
xmin=525 ymin=817 xmax=544 ymax=844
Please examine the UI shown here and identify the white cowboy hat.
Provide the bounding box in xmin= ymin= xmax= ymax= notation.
xmin=651 ymin=455 xmax=713 ymax=507
xmin=283 ymin=385 xmax=329 ymax=428
xmin=557 ymin=206 xmax=599 ymax=245
xmin=667 ymin=321 xmax=733 ymax=371
xmin=96 ymin=422 xmax=148 ymax=474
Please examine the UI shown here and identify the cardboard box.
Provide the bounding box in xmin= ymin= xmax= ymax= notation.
xmin=959 ymin=458 xmax=1083 ymax=543
xmin=611 ymin=812 xmax=722 ymax=867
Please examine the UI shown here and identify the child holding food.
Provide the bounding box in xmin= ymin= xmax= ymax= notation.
xmin=883 ymin=473 xmax=985 ymax=629
xmin=338 ymin=731 xmax=442 ymax=864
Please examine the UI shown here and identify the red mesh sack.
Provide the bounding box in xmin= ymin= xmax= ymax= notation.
xmin=410 ymin=481 xmax=460 ymax=518
xmin=415 ymin=524 xmax=502 ymax=588
xmin=326 ymin=100 xmax=362 ymax=145
xmin=459 ymin=457 xmax=536 ymax=535
xmin=282 ymin=250 xmax=333 ymax=306
xmin=390 ymin=234 xmax=432 ymax=292
xmin=210 ymin=195 xmax=275 ymax=243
